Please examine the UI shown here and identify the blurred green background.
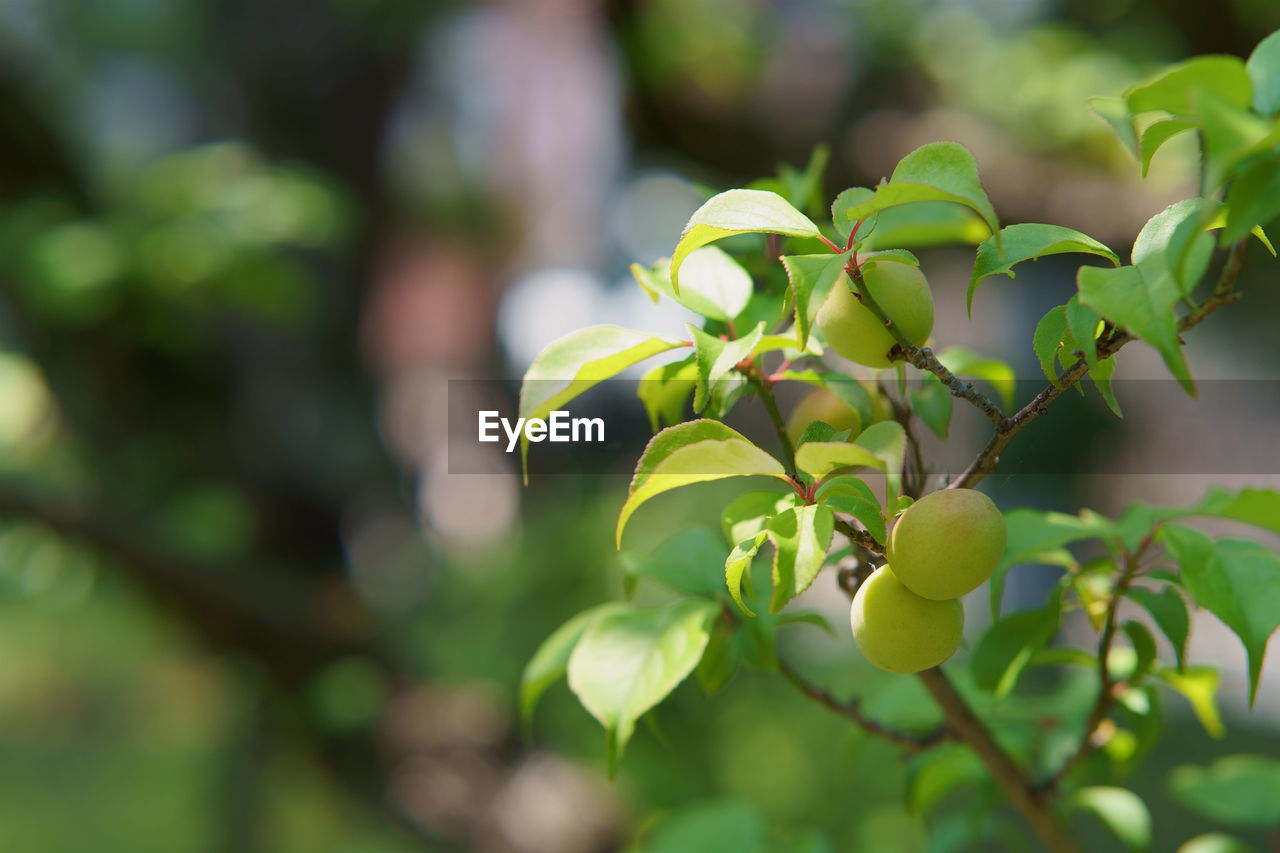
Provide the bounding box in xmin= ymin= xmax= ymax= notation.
xmin=2 ymin=0 xmax=1279 ymax=850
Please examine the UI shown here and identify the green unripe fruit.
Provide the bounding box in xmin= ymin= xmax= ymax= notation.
xmin=887 ymin=488 xmax=1007 ymax=601
xmin=786 ymin=388 xmax=862 ymax=444
xmin=817 ymin=259 xmax=935 ymax=368
xmin=850 ymin=567 xmax=964 ymax=674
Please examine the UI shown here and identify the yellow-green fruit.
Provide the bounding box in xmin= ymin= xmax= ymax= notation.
xmin=786 ymin=388 xmax=862 ymax=444
xmin=817 ymin=259 xmax=934 ymax=368
xmin=850 ymin=568 xmax=964 ymax=674
xmin=887 ymin=489 xmax=1007 ymax=601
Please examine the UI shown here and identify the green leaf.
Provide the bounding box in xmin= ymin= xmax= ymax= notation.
xmin=1223 ymin=153 xmax=1280 ymax=244
xmin=767 ymin=504 xmax=835 ymax=612
xmin=831 ymin=187 xmax=874 ymax=241
xmin=1169 ymin=755 xmax=1280 ymax=829
xmin=616 ymin=419 xmax=790 ymax=547
xmin=838 ymin=143 xmax=999 ymax=243
xmin=1197 ymin=89 xmax=1278 ymax=191
xmin=1089 ymin=96 xmax=1139 ymax=156
xmin=908 ymin=375 xmax=953 ymax=439
xmin=694 ymin=622 xmax=742 ymax=694
xmin=1066 ymin=295 xmax=1102 ymax=368
xmin=1087 ymin=355 xmax=1123 ymax=418
xmin=794 ymin=442 xmax=885 ymax=482
xmin=781 ymin=253 xmax=849 ymax=349
xmin=1177 ymin=833 xmax=1253 ymax=853
xmin=1132 ymin=199 xmax=1219 ymax=297
xmin=858 ymin=201 xmax=990 ymax=249
xmin=725 ymin=532 xmax=769 ymax=615
xmin=1164 ymin=525 xmax=1280 ymax=706
xmin=621 ymin=526 xmax=730 ymax=599
xmin=1139 ymin=118 xmax=1197 ymax=177
xmin=1189 ymin=486 xmax=1280 ymax=535
xmin=721 ymin=490 xmax=792 ymax=546
xmin=521 ymin=325 xmax=684 ymax=478
xmin=671 ymin=190 xmax=821 ymax=293
xmin=1122 ymin=620 xmax=1159 ymax=682
xmin=641 ymin=800 xmax=768 ymax=853
xmin=907 ymin=745 xmax=987 ymax=816
xmin=993 ymin=508 xmax=1113 ymax=617
xmin=568 ymin=599 xmax=719 ymax=774
xmin=1070 ymin=787 xmax=1152 ymax=851
xmin=1078 ymin=260 xmax=1194 ymax=395
xmin=1247 ymin=29 xmax=1280 ymax=117
xmin=631 ymin=246 xmax=753 ymax=321
xmin=968 ymin=223 xmax=1119 ymax=315
xmin=521 ymin=603 xmax=626 ymax=729
xmin=816 ymin=476 xmax=886 ymax=545
xmin=1153 ymin=666 xmax=1225 ymax=738
xmin=852 ymin=421 xmax=907 ymax=514
xmin=1033 ymin=305 xmax=1069 ymax=386
xmin=638 ymin=357 xmax=698 ymax=432
xmin=937 ymin=345 xmax=1017 ymax=410
xmin=687 ymin=322 xmax=764 ymax=414
xmin=1125 ymin=55 xmax=1252 ymax=116
xmin=971 ymin=596 xmax=1062 ymax=697
xmin=1126 ymin=586 xmax=1190 ymax=672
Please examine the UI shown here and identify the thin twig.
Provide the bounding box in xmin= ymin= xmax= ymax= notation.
xmin=950 ymin=240 xmax=1250 ymax=490
xmin=846 ymin=262 xmax=1005 ymax=424
xmin=834 ymin=517 xmax=883 ymax=553
xmin=744 ymin=366 xmax=798 ymax=477
xmin=779 ymin=661 xmax=950 ymax=754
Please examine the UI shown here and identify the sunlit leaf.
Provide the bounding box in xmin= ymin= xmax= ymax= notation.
xmin=638 ymin=357 xmax=698 ymax=432
xmin=1070 ymin=786 xmax=1152 ymax=851
xmin=632 ymin=247 xmax=753 ymax=321
xmin=521 ymin=602 xmax=626 ymax=728
xmin=781 ymin=253 xmax=849 ymax=349
xmin=671 ymin=190 xmax=821 ymax=293
xmin=616 ymin=419 xmax=789 ymax=546
xmin=1247 ymin=29 xmax=1280 ymax=117
xmin=767 ymin=504 xmax=835 ymax=612
xmin=1153 ymin=666 xmax=1225 ymax=738
xmin=1125 ymin=55 xmax=1251 ymax=116
xmin=687 ymin=322 xmax=765 ymax=414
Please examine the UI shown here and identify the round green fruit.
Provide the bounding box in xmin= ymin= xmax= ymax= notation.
xmin=786 ymin=388 xmax=862 ymax=444
xmin=850 ymin=567 xmax=964 ymax=674
xmin=887 ymin=488 xmax=1007 ymax=601
xmin=817 ymin=258 xmax=934 ymax=368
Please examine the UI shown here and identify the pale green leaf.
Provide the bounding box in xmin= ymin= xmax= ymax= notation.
xmin=521 ymin=325 xmax=684 ymax=477
xmin=521 ymin=603 xmax=626 ymax=728
xmin=632 ymin=246 xmax=752 ymax=321
xmin=671 ymin=190 xmax=821 ymax=292
xmin=721 ymin=490 xmax=793 ymax=546
xmin=726 ymin=531 xmax=769 ymax=615
xmin=621 ymin=526 xmax=730 ymax=599
xmin=638 ymin=357 xmax=697 ymax=432
xmin=1247 ymin=29 xmax=1280 ymax=116
xmin=1087 ymin=355 xmax=1123 ymax=419
xmin=794 ymin=442 xmax=885 ymax=482
xmin=1089 ymin=96 xmax=1139 ymax=156
xmin=969 ymin=223 xmax=1119 ymax=315
xmin=816 ymin=476 xmax=885 ymax=546
xmin=858 ymin=201 xmax=991 ymax=249
xmin=1153 ymin=665 xmax=1225 ymax=738
xmin=568 ymin=600 xmax=719 ymax=773
xmin=1197 ymin=89 xmax=1279 ymax=191
xmin=617 ymin=420 xmax=789 ymax=546
xmin=831 ymin=187 xmax=874 ymax=241
xmin=1140 ymin=118 xmax=1197 ymax=177
xmin=1070 ymin=787 xmax=1152 ymax=851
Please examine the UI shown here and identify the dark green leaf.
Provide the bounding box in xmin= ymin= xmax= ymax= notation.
xmin=641 ymin=800 xmax=767 ymax=853
xmin=971 ymin=596 xmax=1062 ymax=697
xmin=1165 ymin=525 xmax=1280 ymax=705
xmin=816 ymin=476 xmax=886 ymax=546
xmin=1170 ymin=755 xmax=1280 ymax=829
xmin=621 ymin=526 xmax=730 ymax=599
xmin=1223 ymin=154 xmax=1280 ymax=245
xmin=1126 ymin=585 xmax=1190 ymax=672
xmin=1033 ymin=305 xmax=1069 ymax=386
xmin=1066 ymin=295 xmax=1102 ymax=368
xmin=969 ymin=223 xmax=1118 ymax=315
xmin=908 ymin=375 xmax=953 ymax=438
